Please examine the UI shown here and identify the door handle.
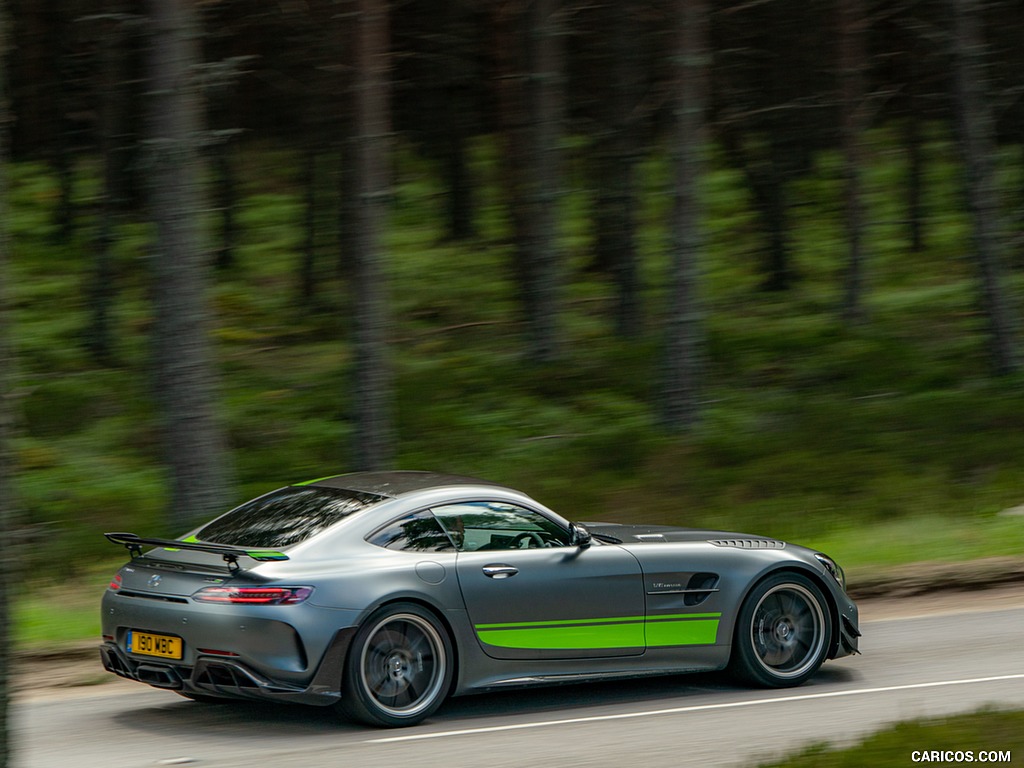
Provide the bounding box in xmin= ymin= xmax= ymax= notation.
xmin=482 ymin=564 xmax=518 ymax=579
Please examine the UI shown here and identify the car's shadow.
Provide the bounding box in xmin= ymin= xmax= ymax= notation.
xmin=122 ymin=666 xmax=862 ymax=737
xmin=440 ymin=665 xmax=860 ymax=723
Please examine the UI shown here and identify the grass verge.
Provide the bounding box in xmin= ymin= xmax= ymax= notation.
xmin=757 ymin=709 xmax=1023 ymax=768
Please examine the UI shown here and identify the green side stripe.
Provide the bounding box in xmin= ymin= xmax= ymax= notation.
xmin=478 ymin=624 xmax=645 ymax=650
xmin=475 ymin=612 xmax=720 ymax=630
xmin=475 ymin=613 xmax=722 ymax=651
xmin=646 ymin=618 xmax=720 ymax=647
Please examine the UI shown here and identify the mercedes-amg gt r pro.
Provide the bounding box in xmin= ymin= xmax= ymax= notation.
xmin=100 ymin=471 xmax=860 ymax=727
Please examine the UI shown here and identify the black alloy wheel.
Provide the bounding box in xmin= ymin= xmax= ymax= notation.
xmin=729 ymin=572 xmax=832 ymax=687
xmin=339 ymin=602 xmax=454 ymax=727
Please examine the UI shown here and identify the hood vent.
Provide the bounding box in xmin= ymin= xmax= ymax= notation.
xmin=709 ymin=538 xmax=786 ymax=550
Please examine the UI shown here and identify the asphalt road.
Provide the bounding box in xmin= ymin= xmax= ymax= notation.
xmin=14 ymin=591 xmax=1024 ymax=768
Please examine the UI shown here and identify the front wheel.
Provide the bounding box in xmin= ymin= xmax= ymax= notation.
xmin=338 ymin=602 xmax=454 ymax=727
xmin=729 ymin=572 xmax=832 ymax=688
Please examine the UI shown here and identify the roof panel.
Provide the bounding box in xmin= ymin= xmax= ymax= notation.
xmin=306 ymin=471 xmax=509 ymax=497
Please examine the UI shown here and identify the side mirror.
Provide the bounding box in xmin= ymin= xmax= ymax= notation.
xmin=570 ymin=523 xmax=592 ymax=549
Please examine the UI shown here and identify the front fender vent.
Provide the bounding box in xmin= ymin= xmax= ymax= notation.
xmin=684 ymin=572 xmax=720 ymax=606
xmin=709 ymin=539 xmax=786 ymax=550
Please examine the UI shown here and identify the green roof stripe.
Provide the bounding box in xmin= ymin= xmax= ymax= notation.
xmin=294 ymin=474 xmax=342 ymax=486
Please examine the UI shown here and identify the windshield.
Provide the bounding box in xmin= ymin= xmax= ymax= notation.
xmin=195 ymin=486 xmax=385 ymax=548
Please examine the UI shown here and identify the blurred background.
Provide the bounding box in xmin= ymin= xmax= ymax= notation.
xmin=1 ymin=0 xmax=1023 ymax=605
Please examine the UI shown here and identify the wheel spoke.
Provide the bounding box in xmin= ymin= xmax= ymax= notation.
xmin=791 ymin=605 xmax=811 ymax=626
xmin=369 ymin=628 xmax=400 ymax=657
xmin=405 ymin=630 xmax=430 ymax=657
xmin=404 ymin=674 xmax=422 ymax=704
xmin=779 ymin=592 xmax=797 ymax=616
xmin=761 ymin=643 xmax=786 ymax=666
xmin=794 ymin=635 xmax=811 ymax=658
xmin=387 ymin=685 xmax=410 ymax=708
xmin=371 ymin=669 xmax=396 ymax=697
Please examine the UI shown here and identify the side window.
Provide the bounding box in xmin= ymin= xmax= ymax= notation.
xmin=366 ymin=509 xmax=455 ymax=552
xmin=432 ymin=501 xmax=570 ymax=552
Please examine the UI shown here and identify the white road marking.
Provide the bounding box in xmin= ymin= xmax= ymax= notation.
xmin=366 ymin=673 xmax=1024 ymax=744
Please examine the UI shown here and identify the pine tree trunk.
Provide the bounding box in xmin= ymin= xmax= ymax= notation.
xmin=524 ymin=0 xmax=565 ymax=364
xmin=950 ymin=0 xmax=1018 ymax=374
xmin=494 ymin=0 xmax=534 ymax=343
xmin=840 ymin=0 xmax=868 ymax=323
xmin=336 ymin=24 xmax=358 ymax=281
xmin=905 ymin=111 xmax=925 ymax=254
xmin=443 ymin=120 xmax=473 ymax=241
xmin=0 ymin=3 xmax=16 ymax=759
xmin=662 ymin=0 xmax=709 ymax=431
xmin=213 ymin=141 xmax=237 ymax=271
xmin=0 ymin=186 xmax=12 ymax=768
xmin=89 ymin=13 xmax=130 ymax=366
xmin=759 ymin=170 xmax=793 ymax=292
xmin=50 ymin=0 xmax=74 ymax=244
xmin=440 ymin=0 xmax=474 ymax=241
xmin=593 ymin=0 xmax=641 ymax=338
xmin=146 ymin=0 xmax=234 ymax=529
xmin=351 ymin=0 xmax=394 ymax=469
xmin=905 ymin=48 xmax=926 ymax=254
xmin=299 ymin=143 xmax=317 ymax=305
xmin=496 ymin=0 xmax=565 ymax=365
xmin=337 ymin=128 xmax=358 ymax=279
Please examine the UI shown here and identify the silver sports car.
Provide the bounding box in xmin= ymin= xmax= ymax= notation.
xmin=100 ymin=471 xmax=860 ymax=727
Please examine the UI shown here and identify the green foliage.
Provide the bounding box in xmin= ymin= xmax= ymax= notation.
xmin=758 ymin=709 xmax=1024 ymax=768
xmin=7 ymin=130 xmax=1024 ymax=611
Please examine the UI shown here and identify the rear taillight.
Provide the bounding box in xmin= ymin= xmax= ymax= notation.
xmin=191 ymin=586 xmax=313 ymax=605
xmin=109 ymin=573 xmax=122 ymax=591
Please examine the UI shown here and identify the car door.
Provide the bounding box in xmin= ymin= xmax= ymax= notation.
xmin=435 ymin=501 xmax=646 ymax=660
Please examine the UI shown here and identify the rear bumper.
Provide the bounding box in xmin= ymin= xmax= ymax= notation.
xmin=99 ymin=627 xmax=356 ymax=706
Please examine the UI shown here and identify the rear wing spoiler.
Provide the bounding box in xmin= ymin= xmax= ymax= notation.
xmin=104 ymin=532 xmax=289 ymax=570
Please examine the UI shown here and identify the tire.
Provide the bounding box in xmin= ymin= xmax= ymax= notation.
xmin=338 ymin=602 xmax=454 ymax=727
xmin=729 ymin=572 xmax=832 ymax=688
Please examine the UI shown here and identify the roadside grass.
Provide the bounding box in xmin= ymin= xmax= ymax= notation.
xmin=8 ymin=131 xmax=1024 ymax=649
xmin=757 ymin=709 xmax=1023 ymax=768
xmin=13 ymin=558 xmax=122 ymax=651
xmin=15 ymin=595 xmax=103 ymax=652
xmin=805 ymin=513 xmax=1024 ymax=573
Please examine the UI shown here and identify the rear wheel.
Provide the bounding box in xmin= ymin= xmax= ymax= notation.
xmin=338 ymin=602 xmax=453 ymax=727
xmin=729 ymin=572 xmax=832 ymax=687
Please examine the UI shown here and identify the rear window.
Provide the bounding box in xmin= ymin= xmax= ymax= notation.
xmin=196 ymin=486 xmax=385 ymax=548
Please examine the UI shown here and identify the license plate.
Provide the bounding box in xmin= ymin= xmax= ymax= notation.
xmin=127 ymin=630 xmax=183 ymax=660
